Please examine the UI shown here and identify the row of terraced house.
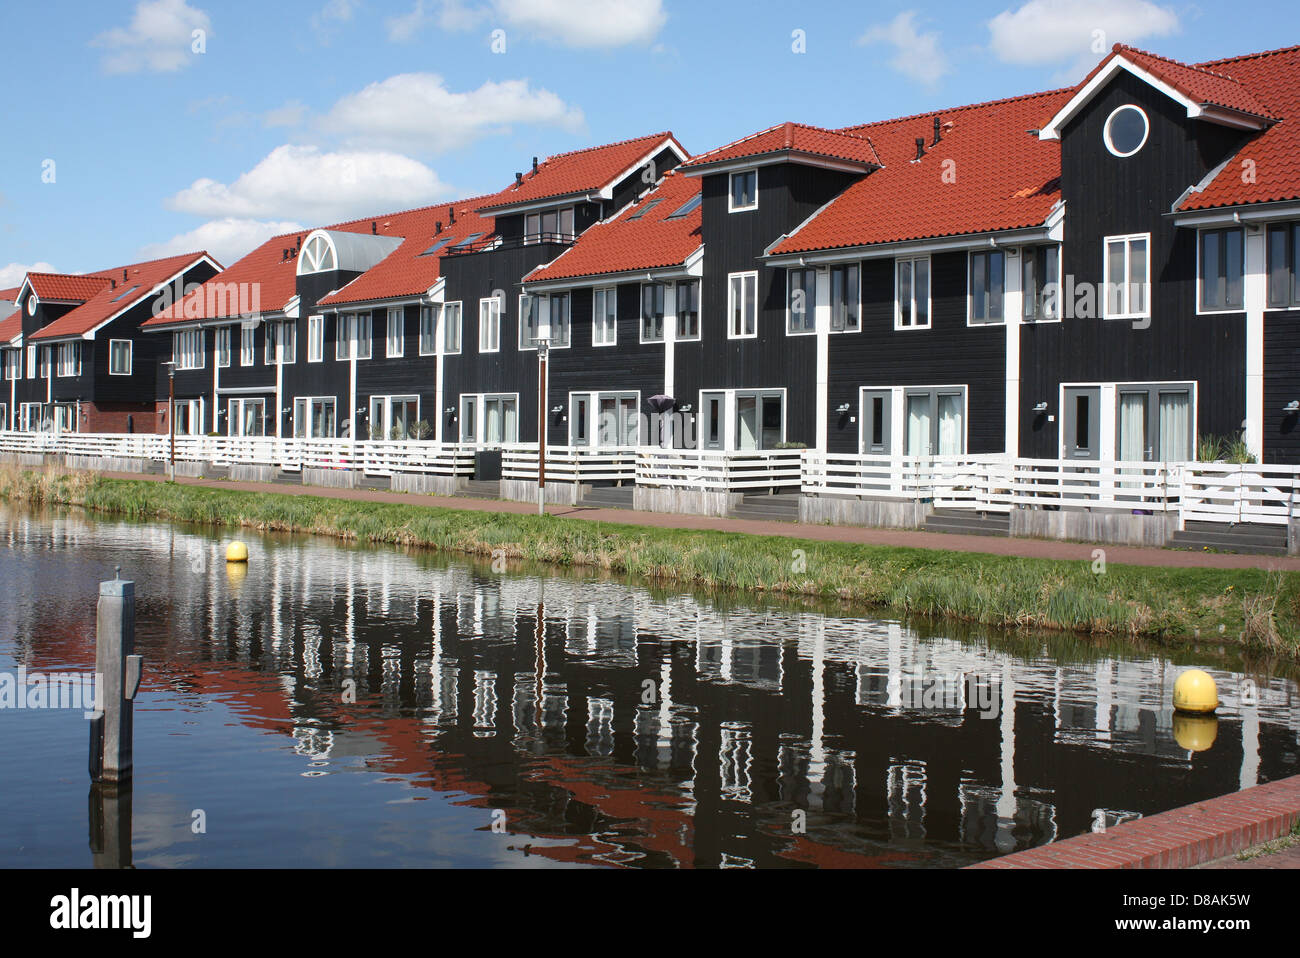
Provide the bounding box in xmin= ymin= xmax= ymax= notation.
xmin=4 ymin=42 xmax=1300 ymax=535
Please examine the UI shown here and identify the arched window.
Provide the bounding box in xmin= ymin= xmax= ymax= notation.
xmin=297 ymin=231 xmax=337 ymax=275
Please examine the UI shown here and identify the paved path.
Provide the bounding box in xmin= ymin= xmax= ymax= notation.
xmin=1199 ymin=841 xmax=1300 ymax=868
xmin=99 ymin=470 xmax=1300 ymax=571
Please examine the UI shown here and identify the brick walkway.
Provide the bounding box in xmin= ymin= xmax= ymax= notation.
xmin=970 ymin=775 xmax=1300 ymax=869
xmin=98 ymin=470 xmax=1300 ymax=572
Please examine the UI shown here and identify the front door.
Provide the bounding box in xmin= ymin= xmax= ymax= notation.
xmin=1063 ymin=386 xmax=1101 ymax=460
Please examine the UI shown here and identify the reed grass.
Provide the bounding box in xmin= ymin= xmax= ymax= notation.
xmin=2 ymin=463 xmax=1297 ymax=654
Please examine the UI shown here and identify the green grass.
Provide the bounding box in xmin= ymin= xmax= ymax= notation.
xmin=2 ymin=463 xmax=1298 ymax=655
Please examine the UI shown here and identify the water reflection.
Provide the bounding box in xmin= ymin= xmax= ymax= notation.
xmin=2 ymin=508 xmax=1299 ymax=868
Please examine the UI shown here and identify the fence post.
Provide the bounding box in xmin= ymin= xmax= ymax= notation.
xmin=89 ymin=574 xmax=143 ymax=784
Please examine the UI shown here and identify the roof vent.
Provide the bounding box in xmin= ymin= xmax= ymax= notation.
xmin=532 ymin=156 xmax=539 ymax=174
xmin=123 ymin=269 xmax=129 ymax=281
xmin=110 ymin=279 xmax=117 ymax=289
xmin=516 ymin=172 xmax=524 ymax=186
xmin=932 ymin=116 xmax=942 ymax=146
xmin=449 ymin=207 xmax=455 ymax=224
xmin=435 ymin=221 xmax=442 ymax=234
xmin=371 ymin=221 xmax=377 ymax=234
xmin=914 ymin=137 xmax=926 ymax=162
xmin=283 ymin=248 xmax=290 ymax=261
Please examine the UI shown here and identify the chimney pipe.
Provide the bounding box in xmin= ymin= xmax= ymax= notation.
xmin=532 ymin=156 xmax=539 ymax=174
xmin=435 ymin=221 xmax=442 ymax=234
xmin=449 ymin=207 xmax=455 ymax=224
xmin=914 ymin=137 xmax=926 ymax=162
xmin=371 ymin=221 xmax=377 ymax=234
xmin=932 ymin=116 xmax=942 ymax=146
xmin=516 ymin=172 xmax=523 ymax=186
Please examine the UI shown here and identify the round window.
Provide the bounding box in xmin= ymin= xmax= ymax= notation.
xmin=27 ymin=296 xmax=36 ymax=315
xmin=1104 ymin=104 xmax=1148 ymax=157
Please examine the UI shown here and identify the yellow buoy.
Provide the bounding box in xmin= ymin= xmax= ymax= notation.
xmin=225 ymin=541 xmax=249 ymax=563
xmin=1173 ymin=669 xmax=1218 ymax=714
xmin=1173 ymin=713 xmax=1218 ymax=752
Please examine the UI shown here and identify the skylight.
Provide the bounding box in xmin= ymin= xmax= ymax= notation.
xmin=665 ymin=194 xmax=702 ymax=219
xmin=628 ymin=198 xmax=664 ymax=220
xmin=111 ymin=284 xmax=140 ymax=302
xmin=420 ymin=237 xmax=453 ymax=257
xmin=453 ymin=232 xmax=485 ymax=249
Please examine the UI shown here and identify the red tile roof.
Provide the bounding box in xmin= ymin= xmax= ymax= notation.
xmin=0 ymin=287 xmax=18 ymax=302
xmin=477 ymin=132 xmax=685 ymax=212
xmin=1105 ymin=44 xmax=1277 ymax=120
xmin=524 ymin=170 xmax=702 ymax=283
xmin=1177 ymin=45 xmax=1300 ymax=210
xmin=681 ymin=121 xmax=882 ymax=170
xmin=0 ymin=310 xmax=20 ymax=343
xmin=770 ymin=89 xmax=1070 ymax=255
xmin=26 ymin=273 xmax=112 ymax=303
xmin=30 ymin=252 xmax=212 ymax=341
xmin=316 ymin=192 xmax=507 ymax=308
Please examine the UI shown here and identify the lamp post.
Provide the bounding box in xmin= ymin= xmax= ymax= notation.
xmin=537 ymin=332 xmax=549 ymax=517
xmin=161 ymin=361 xmax=175 ymax=482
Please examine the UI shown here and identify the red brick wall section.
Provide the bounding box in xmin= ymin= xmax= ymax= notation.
xmin=80 ymin=401 xmax=161 ymax=434
xmin=969 ymin=774 xmax=1300 ymax=869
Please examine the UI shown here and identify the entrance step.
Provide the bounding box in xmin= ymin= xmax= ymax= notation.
xmin=456 ymin=479 xmax=501 ymax=499
xmin=1169 ymin=521 xmax=1287 ymax=556
xmin=358 ymin=475 xmax=391 ymax=491
xmin=730 ymin=493 xmax=800 ymax=523
xmin=924 ymin=508 xmax=1011 ymax=537
xmin=270 ymin=470 xmax=302 ymax=485
xmin=580 ymin=485 xmax=635 ymax=509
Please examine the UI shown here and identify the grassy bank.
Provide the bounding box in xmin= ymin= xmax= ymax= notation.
xmin=2 ymin=463 xmax=1298 ymax=655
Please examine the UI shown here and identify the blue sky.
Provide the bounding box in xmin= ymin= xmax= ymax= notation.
xmin=0 ymin=0 xmax=1293 ymax=283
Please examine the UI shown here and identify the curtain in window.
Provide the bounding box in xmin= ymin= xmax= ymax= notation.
xmin=1158 ymin=393 xmax=1190 ymax=462
xmin=905 ymin=395 xmax=932 ymax=456
xmin=937 ymin=394 xmax=963 ymax=455
xmin=1118 ymin=393 xmax=1147 ymax=462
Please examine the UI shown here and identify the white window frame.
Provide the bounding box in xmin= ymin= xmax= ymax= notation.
xmin=264 ymin=320 xmax=296 ymax=366
xmin=593 ymin=287 xmax=617 ymax=347
xmin=216 ymin=326 xmax=232 ymax=367
xmin=293 ymin=396 xmax=338 ymax=439
xmin=307 ymin=315 xmax=324 ymax=363
xmin=386 ymin=306 xmax=405 ymax=358
xmin=478 ymin=297 xmax=501 ymax=353
xmin=419 ymin=304 xmax=439 ymax=356
xmin=459 ymin=392 xmax=519 ymax=444
xmin=108 ymin=339 xmax=132 ymax=376
xmin=55 ymin=343 xmax=80 ymax=378
xmin=175 ymin=329 xmax=205 ymax=371
xmin=895 ymin=255 xmax=932 ymax=330
xmin=1102 ymin=232 xmax=1151 ymax=321
xmin=443 ymin=301 xmax=462 ymax=354
xmin=227 ymin=397 xmax=267 ymax=437
xmin=727 ymin=271 xmax=759 ymax=339
xmin=26 ymin=345 xmax=36 ymax=379
xmin=1196 ymin=227 xmax=1245 ymax=314
xmin=1022 ymin=244 xmax=1063 ymax=323
xmin=729 ymin=169 xmax=758 ymax=212
xmin=1102 ymin=104 xmax=1149 ymax=158
xmin=524 ymin=207 xmax=576 ymax=244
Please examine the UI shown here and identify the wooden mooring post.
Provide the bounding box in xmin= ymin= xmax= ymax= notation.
xmin=89 ymin=572 xmax=143 ymax=783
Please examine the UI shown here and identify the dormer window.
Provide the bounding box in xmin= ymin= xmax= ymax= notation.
xmin=1103 ymin=105 xmax=1148 ymax=158
xmin=298 ymin=233 xmax=336 ymax=274
xmin=524 ymin=208 xmax=575 ymax=244
xmin=729 ymin=170 xmax=758 ymax=212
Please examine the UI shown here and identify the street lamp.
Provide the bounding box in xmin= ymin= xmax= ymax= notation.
xmin=160 ymin=361 xmax=176 ymax=482
xmin=536 ymin=324 xmax=550 ymax=517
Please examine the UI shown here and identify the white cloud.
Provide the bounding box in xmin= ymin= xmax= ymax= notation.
xmin=1 ymin=262 xmax=57 ymax=289
xmin=492 ymin=0 xmax=666 ymax=48
xmin=386 ymin=0 xmax=664 ymax=46
xmin=859 ymin=12 xmax=950 ymax=88
xmin=164 ymin=145 xmax=451 ymax=223
xmin=91 ymin=0 xmax=211 ymax=74
xmin=139 ymin=218 xmax=305 ymax=266
xmin=988 ymin=0 xmax=1179 ymax=71
xmin=311 ymin=0 xmax=362 ymax=41
xmin=321 ymin=74 xmax=584 ymax=154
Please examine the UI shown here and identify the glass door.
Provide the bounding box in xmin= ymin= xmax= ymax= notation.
xmin=1117 ymin=392 xmax=1150 ymax=461
xmin=1157 ymin=391 xmax=1191 ymax=462
xmin=905 ymin=394 xmax=933 ymax=456
xmin=736 ymin=396 xmax=758 ymax=450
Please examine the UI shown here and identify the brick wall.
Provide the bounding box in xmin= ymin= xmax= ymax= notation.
xmin=80 ymin=401 xmax=162 ymax=434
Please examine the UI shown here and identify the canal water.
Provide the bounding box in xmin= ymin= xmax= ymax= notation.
xmin=1 ymin=505 xmax=1297 ymax=868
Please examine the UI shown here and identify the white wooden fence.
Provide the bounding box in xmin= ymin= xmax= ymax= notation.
xmin=4 ymin=430 xmax=1299 ymax=525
